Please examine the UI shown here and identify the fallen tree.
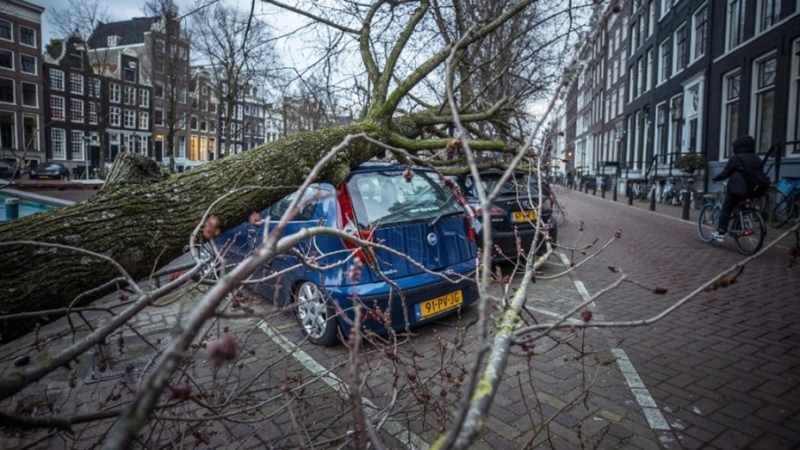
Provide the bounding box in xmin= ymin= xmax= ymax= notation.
xmin=1 ymin=0 xmax=573 ymax=342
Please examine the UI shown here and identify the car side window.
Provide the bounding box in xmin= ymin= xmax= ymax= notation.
xmin=269 ymin=185 xmax=327 ymax=221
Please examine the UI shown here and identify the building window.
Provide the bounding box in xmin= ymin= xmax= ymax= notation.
xmin=70 ymin=99 xmax=84 ymax=122
xmin=91 ymin=78 xmax=100 ymax=97
xmin=791 ymin=39 xmax=800 ymax=155
xmin=691 ymin=6 xmax=707 ymax=62
xmin=661 ymin=0 xmax=672 ymax=18
xmin=52 ymin=128 xmax=66 ymax=159
xmin=155 ymin=83 xmax=164 ymax=98
xmin=124 ymin=110 xmax=136 ymax=128
xmin=139 ymin=89 xmax=149 ymax=107
xmin=109 ymin=83 xmax=120 ymax=103
xmin=190 ymin=116 xmax=198 ymax=130
xmin=0 ymin=49 xmax=13 ymax=70
xmin=727 ymin=0 xmax=746 ymax=51
xmin=637 ymin=57 xmax=644 ymax=97
xmin=646 ymin=48 xmax=654 ymax=92
xmin=108 ymin=35 xmax=119 ymax=46
xmin=754 ymin=56 xmax=776 ymax=154
xmin=721 ymin=71 xmax=740 ymax=157
xmin=0 ymin=78 xmax=13 ymax=104
xmin=21 ymin=82 xmax=37 ymax=107
xmin=154 ymin=108 xmax=164 ymax=126
xmin=758 ymin=0 xmax=781 ymax=33
xmin=70 ymin=73 xmax=84 ymax=95
xmin=659 ymin=39 xmax=669 ymax=84
xmin=110 ymin=107 xmax=121 ymax=127
xmin=50 ymin=69 xmax=64 ymax=91
xmin=22 ymin=114 xmax=38 ymax=150
xmin=88 ymin=101 xmax=98 ymax=124
xmin=139 ymin=111 xmax=149 ymax=129
xmin=71 ymin=130 xmax=85 ymax=160
xmin=124 ymin=86 xmax=136 ymax=105
xmin=656 ymin=103 xmax=668 ymax=161
xmin=19 ymin=26 xmax=35 ymax=47
xmin=0 ymin=20 xmax=11 ymax=41
xmin=124 ymin=67 xmax=137 ymax=83
xmin=51 ymin=96 xmax=65 ymax=120
xmin=673 ymin=25 xmax=687 ymax=73
xmin=20 ymin=54 xmax=36 ymax=74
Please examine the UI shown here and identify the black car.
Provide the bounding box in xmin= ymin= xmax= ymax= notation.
xmin=452 ymin=168 xmax=558 ymax=260
xmin=29 ymin=163 xmax=70 ymax=180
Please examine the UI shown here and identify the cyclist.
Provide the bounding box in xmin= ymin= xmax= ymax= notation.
xmin=710 ymin=135 xmax=762 ymax=242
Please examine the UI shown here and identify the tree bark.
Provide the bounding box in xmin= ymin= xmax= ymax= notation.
xmin=0 ymin=122 xmax=385 ymax=343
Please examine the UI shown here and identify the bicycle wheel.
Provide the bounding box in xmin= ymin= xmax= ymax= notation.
xmin=697 ymin=204 xmax=720 ymax=243
xmin=771 ymin=197 xmax=796 ymax=228
xmin=731 ymin=208 xmax=766 ymax=256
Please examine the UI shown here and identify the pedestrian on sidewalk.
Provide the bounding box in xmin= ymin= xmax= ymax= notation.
xmin=710 ymin=135 xmax=761 ymax=241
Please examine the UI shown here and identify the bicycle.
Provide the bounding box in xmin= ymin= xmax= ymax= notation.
xmin=697 ymin=184 xmax=767 ymax=255
xmin=771 ymin=178 xmax=800 ymax=228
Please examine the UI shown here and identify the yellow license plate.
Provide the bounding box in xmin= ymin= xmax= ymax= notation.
xmin=415 ymin=290 xmax=463 ymax=320
xmin=512 ymin=210 xmax=537 ymax=222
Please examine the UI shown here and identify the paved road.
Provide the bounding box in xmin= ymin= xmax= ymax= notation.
xmin=551 ymin=187 xmax=800 ymax=449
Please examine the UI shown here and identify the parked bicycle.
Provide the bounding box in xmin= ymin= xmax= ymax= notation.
xmin=697 ymin=183 xmax=766 ymax=255
xmin=771 ymin=178 xmax=800 ymax=228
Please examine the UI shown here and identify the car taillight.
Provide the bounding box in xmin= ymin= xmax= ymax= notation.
xmin=337 ymin=182 xmax=374 ymax=262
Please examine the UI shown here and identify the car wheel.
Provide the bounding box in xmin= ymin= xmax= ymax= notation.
xmin=294 ymin=281 xmax=339 ymax=346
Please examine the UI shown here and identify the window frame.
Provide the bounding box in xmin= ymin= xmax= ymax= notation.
xmin=673 ymin=24 xmax=687 ymax=74
xmin=789 ymin=38 xmax=800 ymax=155
xmin=109 ymin=106 xmax=121 ymax=127
xmin=757 ymin=0 xmax=781 ymax=34
xmin=50 ymin=95 xmax=65 ymax=120
xmin=0 ymin=49 xmax=14 ymax=70
xmin=50 ymin=69 xmax=64 ymax=91
xmin=0 ymin=77 xmax=14 ymax=104
xmin=19 ymin=26 xmax=36 ymax=48
xmin=752 ymin=54 xmax=777 ymax=154
xmin=21 ymin=81 xmax=37 ymax=107
xmin=124 ymin=109 xmax=136 ymax=129
xmin=690 ymin=5 xmax=707 ymax=63
xmin=0 ymin=19 xmax=12 ymax=42
xmin=19 ymin=54 xmax=36 ymax=75
xmin=51 ymin=128 xmax=67 ymax=159
xmin=658 ymin=38 xmax=670 ymax=85
xmin=70 ymin=73 xmax=84 ymax=95
xmin=71 ymin=130 xmax=85 ymax=161
xmin=726 ymin=0 xmax=746 ymax=52
xmin=70 ymin=98 xmax=84 ymax=123
xmin=109 ymin=83 xmax=121 ymax=103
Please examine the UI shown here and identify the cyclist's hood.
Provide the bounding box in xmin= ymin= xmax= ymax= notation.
xmin=732 ymin=135 xmax=755 ymax=154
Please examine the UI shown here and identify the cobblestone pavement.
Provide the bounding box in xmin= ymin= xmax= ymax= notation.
xmin=1 ymin=186 xmax=797 ymax=449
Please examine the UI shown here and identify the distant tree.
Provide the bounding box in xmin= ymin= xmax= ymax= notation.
xmin=188 ymin=2 xmax=281 ymax=156
xmin=144 ymin=0 xmax=192 ymax=172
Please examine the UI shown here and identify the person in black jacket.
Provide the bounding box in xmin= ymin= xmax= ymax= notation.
xmin=710 ymin=135 xmax=762 ymax=241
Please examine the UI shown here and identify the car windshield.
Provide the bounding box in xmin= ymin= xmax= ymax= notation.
xmin=349 ymin=170 xmax=463 ymax=227
xmin=465 ymin=173 xmax=539 ymax=198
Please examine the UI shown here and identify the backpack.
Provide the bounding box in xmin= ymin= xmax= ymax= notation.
xmin=740 ymin=162 xmax=771 ymax=198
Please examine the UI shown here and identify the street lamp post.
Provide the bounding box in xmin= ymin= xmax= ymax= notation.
xmin=82 ymin=135 xmax=92 ymax=180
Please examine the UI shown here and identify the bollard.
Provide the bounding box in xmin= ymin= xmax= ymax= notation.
xmin=601 ymin=187 xmax=606 ymax=199
xmin=627 ymin=182 xmax=633 ymax=205
xmin=5 ymin=197 xmax=19 ymax=220
xmin=613 ymin=184 xmax=618 ymax=202
xmin=650 ymin=188 xmax=656 ymax=211
xmin=682 ymin=191 xmax=690 ymax=220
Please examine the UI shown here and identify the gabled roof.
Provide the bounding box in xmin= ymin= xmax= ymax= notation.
xmin=87 ymin=17 xmax=158 ymax=49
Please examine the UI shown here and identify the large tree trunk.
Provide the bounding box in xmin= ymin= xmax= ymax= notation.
xmin=0 ymin=122 xmax=385 ymax=343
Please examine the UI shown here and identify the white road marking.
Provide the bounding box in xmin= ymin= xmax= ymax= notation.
xmin=558 ymin=251 xmax=670 ymax=432
xmin=257 ymin=321 xmax=429 ymax=450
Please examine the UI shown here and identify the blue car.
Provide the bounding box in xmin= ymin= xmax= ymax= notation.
xmin=210 ymin=163 xmax=479 ymax=346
